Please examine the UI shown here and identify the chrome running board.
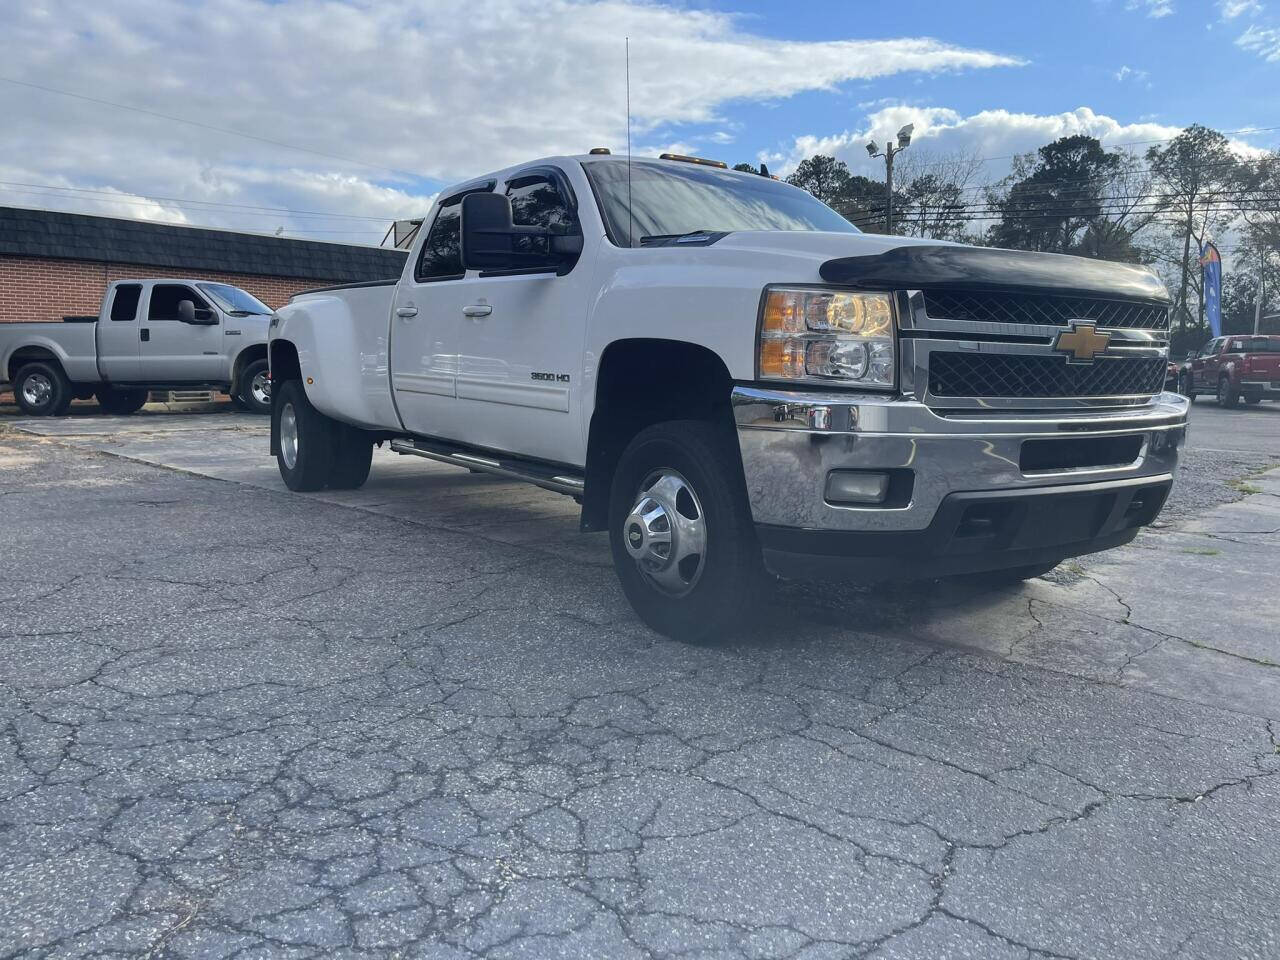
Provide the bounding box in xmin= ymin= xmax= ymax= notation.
xmin=390 ymin=438 xmax=584 ymax=497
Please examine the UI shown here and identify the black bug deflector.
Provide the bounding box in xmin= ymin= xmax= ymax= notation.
xmin=818 ymin=244 xmax=1171 ymax=303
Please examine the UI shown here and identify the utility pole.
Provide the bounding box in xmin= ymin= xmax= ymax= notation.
xmin=1255 ymin=273 xmax=1265 ymax=335
xmin=866 ymin=124 xmax=913 ymax=234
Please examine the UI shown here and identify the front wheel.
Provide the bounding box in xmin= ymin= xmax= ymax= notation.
xmin=608 ymin=420 xmax=762 ymax=643
xmin=237 ymin=359 xmax=272 ymax=415
xmin=13 ymin=362 xmax=73 ymax=416
xmin=95 ymin=386 xmax=148 ymax=415
xmin=1217 ymin=376 xmax=1240 ymax=409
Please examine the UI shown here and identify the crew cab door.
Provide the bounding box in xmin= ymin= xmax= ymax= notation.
xmin=96 ymin=283 xmax=143 ymax=381
xmin=138 ymin=283 xmax=225 ymax=382
xmin=450 ymin=169 xmax=590 ymax=465
xmin=389 ymin=188 xmax=490 ymax=438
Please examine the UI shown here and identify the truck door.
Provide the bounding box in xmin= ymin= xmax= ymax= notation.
xmin=139 ymin=283 xmax=225 ymax=382
xmin=390 ymin=188 xmax=489 ymax=438
xmin=449 ymin=169 xmax=590 ymax=465
xmin=96 ymin=283 xmax=143 ymax=381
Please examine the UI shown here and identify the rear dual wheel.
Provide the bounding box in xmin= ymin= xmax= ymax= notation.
xmin=274 ymin=379 xmax=372 ymax=491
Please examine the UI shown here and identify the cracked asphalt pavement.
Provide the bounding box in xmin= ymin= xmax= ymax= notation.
xmin=2 ymin=401 xmax=1279 ymax=959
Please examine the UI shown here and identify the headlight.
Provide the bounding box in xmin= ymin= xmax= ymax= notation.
xmin=758 ymin=287 xmax=895 ymax=388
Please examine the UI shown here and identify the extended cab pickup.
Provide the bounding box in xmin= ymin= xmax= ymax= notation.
xmin=1178 ymin=334 xmax=1280 ymax=408
xmin=1 ymin=279 xmax=274 ymax=416
xmin=269 ymin=154 xmax=1189 ymax=641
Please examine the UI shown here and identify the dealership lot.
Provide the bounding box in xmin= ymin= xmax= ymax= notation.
xmin=2 ymin=402 xmax=1279 ymax=958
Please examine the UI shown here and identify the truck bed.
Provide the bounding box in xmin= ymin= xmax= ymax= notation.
xmin=0 ymin=321 xmax=100 ymax=384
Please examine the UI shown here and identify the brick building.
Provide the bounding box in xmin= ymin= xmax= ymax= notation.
xmin=0 ymin=205 xmax=408 ymax=324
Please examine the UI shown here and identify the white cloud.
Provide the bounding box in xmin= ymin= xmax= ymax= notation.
xmin=1220 ymin=0 xmax=1262 ymax=19
xmin=0 ymin=0 xmax=1023 ymax=238
xmin=764 ymin=105 xmax=1265 ymax=183
xmin=1128 ymin=0 xmax=1175 ymax=18
xmin=1114 ymin=65 xmax=1151 ymax=84
xmin=1237 ymin=23 xmax=1280 ymax=58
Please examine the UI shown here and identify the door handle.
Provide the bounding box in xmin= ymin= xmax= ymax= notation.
xmin=395 ymin=306 xmax=418 ymax=319
xmin=140 ymin=328 xmax=150 ymax=342
xmin=463 ymin=304 xmax=492 ymax=318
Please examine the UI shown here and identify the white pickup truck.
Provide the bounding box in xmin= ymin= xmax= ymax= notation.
xmin=1 ymin=279 xmax=273 ymax=416
xmin=269 ymin=153 xmax=1188 ymax=640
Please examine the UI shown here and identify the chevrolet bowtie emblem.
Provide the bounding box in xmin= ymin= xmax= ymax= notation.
xmin=1053 ymin=321 xmax=1112 ymax=364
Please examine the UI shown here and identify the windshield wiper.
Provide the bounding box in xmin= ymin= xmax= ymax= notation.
xmin=227 ymin=309 xmax=267 ymax=317
xmin=639 ymin=229 xmax=718 ymax=246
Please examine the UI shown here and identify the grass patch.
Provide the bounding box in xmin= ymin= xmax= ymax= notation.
xmin=1229 ymin=478 xmax=1263 ymax=495
xmin=1180 ymin=547 xmax=1221 ymax=556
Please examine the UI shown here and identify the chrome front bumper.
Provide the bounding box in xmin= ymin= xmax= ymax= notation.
xmin=732 ymin=386 xmax=1189 ymax=534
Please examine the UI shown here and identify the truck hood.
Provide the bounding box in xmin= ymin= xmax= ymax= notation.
xmin=712 ymin=230 xmax=944 ymax=263
xmin=709 ymin=231 xmax=1169 ymax=302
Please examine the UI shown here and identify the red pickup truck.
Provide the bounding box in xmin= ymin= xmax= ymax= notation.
xmin=1178 ymin=335 xmax=1280 ymax=408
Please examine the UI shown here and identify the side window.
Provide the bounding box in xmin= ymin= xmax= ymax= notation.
xmin=110 ymin=284 xmax=142 ymax=321
xmin=506 ymin=174 xmax=577 ymax=257
xmin=415 ymin=196 xmax=467 ymax=282
xmin=1200 ymin=340 xmax=1218 ymax=358
xmin=1228 ymin=339 xmax=1245 ymax=353
xmin=147 ymin=284 xmax=210 ymax=322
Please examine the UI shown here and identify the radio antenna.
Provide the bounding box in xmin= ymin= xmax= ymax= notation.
xmin=626 ymin=36 xmax=633 ymax=247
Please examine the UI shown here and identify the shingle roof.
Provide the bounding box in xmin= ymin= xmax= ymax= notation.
xmin=0 ymin=206 xmax=407 ymax=283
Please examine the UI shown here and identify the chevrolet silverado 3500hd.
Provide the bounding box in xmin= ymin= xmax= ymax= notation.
xmin=1 ymin=279 xmax=273 ymax=416
xmin=268 ymin=154 xmax=1188 ymax=641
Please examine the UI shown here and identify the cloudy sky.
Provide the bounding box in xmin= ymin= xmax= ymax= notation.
xmin=1 ymin=0 xmax=1276 ymax=246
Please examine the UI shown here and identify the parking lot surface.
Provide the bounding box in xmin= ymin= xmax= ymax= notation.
xmin=2 ymin=400 xmax=1279 ymax=959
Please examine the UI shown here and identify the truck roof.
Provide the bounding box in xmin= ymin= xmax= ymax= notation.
xmin=435 ymin=154 xmax=765 ymax=201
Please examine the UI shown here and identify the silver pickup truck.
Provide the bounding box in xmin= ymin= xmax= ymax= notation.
xmin=1 ymin=278 xmax=273 ymax=416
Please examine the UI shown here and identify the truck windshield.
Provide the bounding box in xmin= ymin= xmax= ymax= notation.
xmin=583 ymin=159 xmax=859 ymax=247
xmin=199 ymin=283 xmax=271 ymax=315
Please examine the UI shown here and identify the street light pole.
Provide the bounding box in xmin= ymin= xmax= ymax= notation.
xmin=866 ymin=124 xmax=913 ymax=235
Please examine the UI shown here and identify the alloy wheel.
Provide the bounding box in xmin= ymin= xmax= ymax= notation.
xmin=280 ymin=402 xmax=299 ymax=469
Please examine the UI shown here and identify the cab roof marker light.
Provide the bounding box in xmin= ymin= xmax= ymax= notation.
xmin=658 ymin=153 xmax=729 ymax=169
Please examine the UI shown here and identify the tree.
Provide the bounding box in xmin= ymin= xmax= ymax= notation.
xmin=886 ymin=148 xmax=983 ymax=242
xmin=785 ymin=155 xmax=853 ymax=205
xmin=732 ymin=162 xmax=760 ymax=174
xmin=1146 ymin=125 xmax=1244 ymax=335
xmin=985 ymin=136 xmax=1122 ymax=254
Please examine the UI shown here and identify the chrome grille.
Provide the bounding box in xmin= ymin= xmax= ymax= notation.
xmin=922 ymin=290 xmax=1169 ymax=331
xmin=929 ymin=352 xmax=1167 ymax=399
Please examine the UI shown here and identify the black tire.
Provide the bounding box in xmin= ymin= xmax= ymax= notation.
xmin=13 ymin=362 xmax=73 ymax=416
xmin=230 ymin=392 xmax=250 ymax=411
xmin=237 ymin=359 xmax=272 ymax=415
xmin=1217 ymin=375 xmax=1240 ymax=409
xmin=608 ymin=419 xmax=762 ymax=643
xmin=1179 ymin=373 xmax=1196 ymax=401
xmin=274 ymin=379 xmax=336 ymax=491
xmin=95 ymin=386 xmax=148 ymax=415
xmin=273 ymin=379 xmax=372 ymax=492
xmin=1246 ymin=396 xmax=1262 ymax=405
xmin=328 ymin=424 xmax=373 ymax=490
